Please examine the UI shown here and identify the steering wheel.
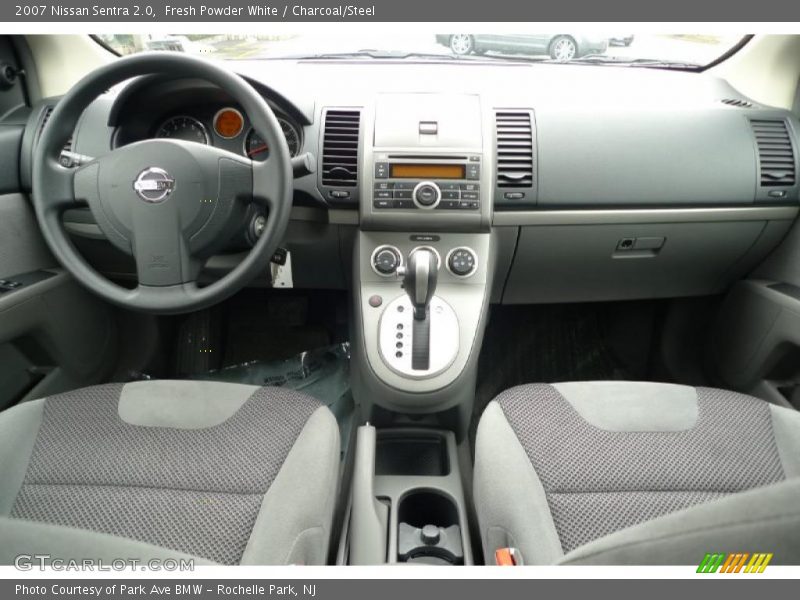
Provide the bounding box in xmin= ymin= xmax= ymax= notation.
xmin=32 ymin=53 xmax=293 ymax=314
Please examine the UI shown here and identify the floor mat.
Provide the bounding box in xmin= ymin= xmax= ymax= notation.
xmin=219 ymin=292 xmax=331 ymax=367
xmin=168 ymin=291 xmax=339 ymax=378
xmin=192 ymin=343 xmax=350 ymax=399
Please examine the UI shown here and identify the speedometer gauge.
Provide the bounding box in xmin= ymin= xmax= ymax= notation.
xmin=155 ymin=116 xmax=209 ymax=145
xmin=244 ymin=118 xmax=301 ymax=160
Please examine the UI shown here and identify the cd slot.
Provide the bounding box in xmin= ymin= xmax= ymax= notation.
xmin=386 ymin=154 xmax=469 ymax=161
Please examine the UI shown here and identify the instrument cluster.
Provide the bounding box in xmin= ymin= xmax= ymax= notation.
xmin=153 ymin=106 xmax=302 ymax=161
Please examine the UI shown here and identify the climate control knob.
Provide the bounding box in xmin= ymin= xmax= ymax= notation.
xmin=413 ymin=181 xmax=441 ymax=208
xmin=372 ymin=245 xmax=403 ymax=276
xmin=447 ymin=247 xmax=477 ymax=277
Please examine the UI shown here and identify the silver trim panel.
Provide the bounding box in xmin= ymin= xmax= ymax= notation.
xmin=492 ymin=206 xmax=799 ymax=226
xmin=378 ymin=294 xmax=460 ymax=380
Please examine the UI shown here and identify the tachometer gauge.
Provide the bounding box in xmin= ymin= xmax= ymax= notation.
xmin=155 ymin=116 xmax=209 ymax=145
xmin=244 ymin=118 xmax=301 ymax=160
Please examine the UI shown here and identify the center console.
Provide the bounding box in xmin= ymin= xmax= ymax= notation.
xmin=352 ymin=92 xmax=495 ymax=417
xmin=346 ymin=93 xmax=494 ymax=565
xmin=360 ymin=92 xmax=493 ymax=231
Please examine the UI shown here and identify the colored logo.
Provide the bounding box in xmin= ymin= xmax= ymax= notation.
xmin=697 ymin=553 xmax=773 ymax=573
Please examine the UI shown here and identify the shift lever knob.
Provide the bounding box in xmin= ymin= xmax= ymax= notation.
xmin=402 ymin=249 xmax=438 ymax=320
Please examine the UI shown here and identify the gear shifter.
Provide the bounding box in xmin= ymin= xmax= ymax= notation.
xmin=399 ymin=248 xmax=439 ymax=371
xmin=377 ymin=247 xmax=458 ymax=377
xmin=402 ymin=249 xmax=438 ymax=321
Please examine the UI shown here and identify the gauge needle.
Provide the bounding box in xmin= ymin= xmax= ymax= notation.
xmin=247 ymin=144 xmax=269 ymax=156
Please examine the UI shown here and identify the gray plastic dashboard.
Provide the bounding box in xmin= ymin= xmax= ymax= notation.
xmin=21 ymin=58 xmax=800 ymax=303
xmin=30 ymin=58 xmax=799 ymax=212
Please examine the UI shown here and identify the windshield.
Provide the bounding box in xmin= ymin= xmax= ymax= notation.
xmin=96 ymin=33 xmax=747 ymax=69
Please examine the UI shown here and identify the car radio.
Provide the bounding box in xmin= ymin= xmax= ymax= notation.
xmin=372 ymin=154 xmax=482 ymax=211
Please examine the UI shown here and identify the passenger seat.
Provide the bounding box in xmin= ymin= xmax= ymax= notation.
xmin=473 ymin=381 xmax=800 ymax=565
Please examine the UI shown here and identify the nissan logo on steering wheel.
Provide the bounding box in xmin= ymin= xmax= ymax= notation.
xmin=133 ymin=167 xmax=176 ymax=203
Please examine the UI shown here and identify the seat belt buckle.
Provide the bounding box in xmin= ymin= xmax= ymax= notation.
xmin=495 ymin=547 xmax=522 ymax=566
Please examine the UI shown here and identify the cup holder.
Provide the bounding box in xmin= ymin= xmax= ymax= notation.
xmin=397 ymin=490 xmax=463 ymax=565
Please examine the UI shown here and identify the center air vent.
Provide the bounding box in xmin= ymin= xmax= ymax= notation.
xmin=321 ymin=109 xmax=361 ymax=187
xmin=495 ymin=110 xmax=534 ymax=189
xmin=751 ymin=119 xmax=796 ymax=187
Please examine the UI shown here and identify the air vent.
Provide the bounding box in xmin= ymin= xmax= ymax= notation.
xmin=38 ymin=105 xmax=54 ymax=139
xmin=751 ymin=119 xmax=796 ymax=187
xmin=721 ymin=98 xmax=754 ymax=108
xmin=495 ymin=110 xmax=534 ymax=188
xmin=38 ymin=105 xmax=78 ymax=168
xmin=321 ymin=109 xmax=360 ymax=187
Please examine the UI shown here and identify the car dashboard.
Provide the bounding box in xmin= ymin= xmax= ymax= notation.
xmin=18 ymin=58 xmax=800 ymax=304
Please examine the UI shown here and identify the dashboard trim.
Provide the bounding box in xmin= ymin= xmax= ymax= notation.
xmin=64 ymin=206 xmax=797 ymax=238
xmin=492 ymin=206 xmax=799 ymax=226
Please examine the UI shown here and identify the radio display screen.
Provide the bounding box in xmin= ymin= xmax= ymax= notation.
xmin=390 ymin=164 xmax=466 ymax=179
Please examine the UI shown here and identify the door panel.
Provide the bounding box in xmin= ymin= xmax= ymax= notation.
xmin=0 ymin=36 xmax=118 ymax=409
xmin=0 ymin=193 xmax=118 ymax=408
xmin=713 ymin=219 xmax=800 ymax=408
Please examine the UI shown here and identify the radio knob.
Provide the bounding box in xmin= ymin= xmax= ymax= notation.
xmin=447 ymin=247 xmax=477 ymax=277
xmin=372 ymin=246 xmax=402 ymax=276
xmin=413 ymin=181 xmax=441 ymax=208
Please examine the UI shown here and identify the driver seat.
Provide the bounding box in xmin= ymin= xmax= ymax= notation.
xmin=0 ymin=381 xmax=340 ymax=565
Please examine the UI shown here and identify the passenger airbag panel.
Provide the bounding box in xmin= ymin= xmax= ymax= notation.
xmin=536 ymin=109 xmax=759 ymax=207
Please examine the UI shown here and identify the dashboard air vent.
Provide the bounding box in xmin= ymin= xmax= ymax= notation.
xmin=321 ymin=109 xmax=360 ymax=187
xmin=38 ymin=105 xmax=54 ymax=139
xmin=495 ymin=110 xmax=534 ymax=188
xmin=38 ymin=106 xmax=76 ymax=167
xmin=751 ymin=119 xmax=796 ymax=187
xmin=721 ymin=98 xmax=754 ymax=108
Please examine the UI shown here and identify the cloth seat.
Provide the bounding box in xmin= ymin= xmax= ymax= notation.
xmin=0 ymin=380 xmax=340 ymax=566
xmin=473 ymin=381 xmax=800 ymax=565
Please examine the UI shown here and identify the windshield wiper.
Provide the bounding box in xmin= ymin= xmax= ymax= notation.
xmin=543 ymin=55 xmax=701 ymax=69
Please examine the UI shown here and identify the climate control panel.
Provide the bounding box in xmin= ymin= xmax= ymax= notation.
xmin=371 ymin=243 xmax=477 ymax=278
xmin=358 ymin=231 xmax=491 ymax=399
xmin=371 ymin=245 xmax=404 ymax=276
xmin=446 ymin=247 xmax=478 ymax=278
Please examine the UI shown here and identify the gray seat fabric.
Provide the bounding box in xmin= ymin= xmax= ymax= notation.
xmin=0 ymin=380 xmax=340 ymax=566
xmin=474 ymin=381 xmax=800 ymax=565
xmin=560 ymin=476 xmax=800 ymax=565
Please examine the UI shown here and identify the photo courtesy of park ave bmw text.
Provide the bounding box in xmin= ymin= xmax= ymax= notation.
xmin=0 ymin=0 xmax=799 ymax=596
